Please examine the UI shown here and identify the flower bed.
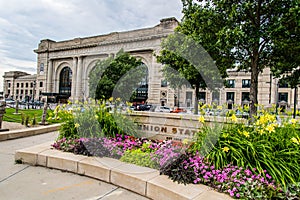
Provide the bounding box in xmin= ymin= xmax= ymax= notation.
xmin=52 ymin=102 xmax=300 ymax=199
xmin=52 ymin=133 xmax=299 ymax=199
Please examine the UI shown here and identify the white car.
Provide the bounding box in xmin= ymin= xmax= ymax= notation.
xmin=154 ymin=106 xmax=172 ymax=113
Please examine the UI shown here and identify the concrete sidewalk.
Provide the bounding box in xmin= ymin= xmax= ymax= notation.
xmin=0 ymin=132 xmax=148 ymax=200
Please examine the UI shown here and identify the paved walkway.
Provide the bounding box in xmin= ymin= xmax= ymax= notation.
xmin=0 ymin=131 xmax=149 ymax=200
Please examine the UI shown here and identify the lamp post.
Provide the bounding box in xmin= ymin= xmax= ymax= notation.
xmin=32 ymin=80 xmax=36 ymax=109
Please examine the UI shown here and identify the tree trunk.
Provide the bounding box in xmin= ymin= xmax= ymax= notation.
xmin=250 ymin=54 xmax=259 ymax=119
xmin=194 ymin=85 xmax=199 ymax=114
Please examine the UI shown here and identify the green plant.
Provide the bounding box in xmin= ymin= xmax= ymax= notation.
xmin=120 ymin=149 xmax=157 ymax=169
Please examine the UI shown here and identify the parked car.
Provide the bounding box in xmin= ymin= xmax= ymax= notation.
xmin=5 ymin=98 xmax=15 ymax=104
xmin=154 ymin=106 xmax=172 ymax=113
xmin=136 ymin=104 xmax=152 ymax=111
xmin=171 ymin=107 xmax=187 ymax=113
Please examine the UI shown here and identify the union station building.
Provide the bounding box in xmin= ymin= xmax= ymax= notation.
xmin=2 ymin=17 xmax=297 ymax=110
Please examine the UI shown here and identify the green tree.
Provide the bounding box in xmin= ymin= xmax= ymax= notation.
xmin=159 ymin=0 xmax=299 ymax=117
xmin=156 ymin=3 xmax=229 ymax=114
xmin=89 ymin=49 xmax=144 ymax=100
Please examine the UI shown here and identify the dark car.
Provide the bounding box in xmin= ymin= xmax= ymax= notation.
xmin=136 ymin=104 xmax=152 ymax=111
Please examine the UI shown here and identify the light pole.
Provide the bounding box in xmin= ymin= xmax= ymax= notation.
xmin=32 ymin=80 xmax=36 ymax=109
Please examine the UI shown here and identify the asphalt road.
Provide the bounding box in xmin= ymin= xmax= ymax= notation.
xmin=0 ymin=131 xmax=149 ymax=200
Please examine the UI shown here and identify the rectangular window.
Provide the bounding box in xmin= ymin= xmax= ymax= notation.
xmin=7 ymin=89 xmax=10 ymax=94
xmin=226 ymin=92 xmax=235 ymax=101
xmin=30 ymin=82 xmax=33 ymax=88
xmin=198 ymin=92 xmax=206 ymax=101
xmin=17 ymin=83 xmax=19 ymax=88
xmin=241 ymin=92 xmax=250 ymax=101
xmin=242 ymin=79 xmax=251 ymax=88
xmin=26 ymin=83 xmax=28 ymax=88
xmin=212 ymin=91 xmax=220 ymax=101
xmin=161 ymin=80 xmax=167 ymax=87
xmin=40 ymin=82 xmax=43 ymax=87
xmin=278 ymin=93 xmax=288 ymax=102
xmin=16 ymin=90 xmax=19 ymax=94
xmin=21 ymin=90 xmax=23 ymax=94
xmin=226 ymin=80 xmax=235 ymax=88
xmin=8 ymin=83 xmax=11 ymax=88
xmin=21 ymin=83 xmax=24 ymax=88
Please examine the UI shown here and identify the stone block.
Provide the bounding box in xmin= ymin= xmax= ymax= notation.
xmin=40 ymin=149 xmax=86 ymax=173
xmin=14 ymin=142 xmax=52 ymax=165
xmin=15 ymin=150 xmax=37 ymax=165
xmin=194 ymin=189 xmax=232 ymax=200
xmin=111 ymin=163 xmax=159 ymax=196
xmin=147 ymin=175 xmax=210 ymax=200
xmin=78 ymin=157 xmax=124 ymax=182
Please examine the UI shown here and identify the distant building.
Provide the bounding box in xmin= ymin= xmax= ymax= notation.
xmin=2 ymin=71 xmax=41 ymax=102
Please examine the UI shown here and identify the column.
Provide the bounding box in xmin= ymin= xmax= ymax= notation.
xmin=71 ymin=57 xmax=77 ymax=101
xmin=47 ymin=60 xmax=53 ymax=92
xmin=76 ymin=56 xmax=83 ymax=101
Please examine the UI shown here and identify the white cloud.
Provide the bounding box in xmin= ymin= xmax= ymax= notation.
xmin=0 ymin=0 xmax=183 ymax=92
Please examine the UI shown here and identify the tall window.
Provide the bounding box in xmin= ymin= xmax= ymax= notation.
xmin=198 ymin=92 xmax=206 ymax=101
xmin=40 ymin=82 xmax=43 ymax=87
xmin=59 ymin=67 xmax=72 ymax=96
xmin=242 ymin=79 xmax=251 ymax=88
xmin=226 ymin=92 xmax=235 ymax=101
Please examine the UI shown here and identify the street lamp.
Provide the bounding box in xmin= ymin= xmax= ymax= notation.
xmin=32 ymin=80 xmax=36 ymax=109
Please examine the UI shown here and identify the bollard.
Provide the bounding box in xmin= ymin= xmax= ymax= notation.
xmin=13 ymin=100 xmax=21 ymax=115
xmin=0 ymin=100 xmax=9 ymax=131
xmin=39 ymin=102 xmax=48 ymax=125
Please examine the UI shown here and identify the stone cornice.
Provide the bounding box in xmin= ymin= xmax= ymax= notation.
xmin=34 ymin=33 xmax=170 ymax=54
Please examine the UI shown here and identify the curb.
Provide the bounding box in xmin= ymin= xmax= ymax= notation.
xmin=0 ymin=124 xmax=61 ymax=141
xmin=15 ymin=143 xmax=232 ymax=200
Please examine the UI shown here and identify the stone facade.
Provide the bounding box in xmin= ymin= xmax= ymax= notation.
xmin=33 ymin=17 xmax=179 ymax=106
xmin=2 ymin=17 xmax=299 ymax=110
xmin=2 ymin=71 xmax=41 ymax=102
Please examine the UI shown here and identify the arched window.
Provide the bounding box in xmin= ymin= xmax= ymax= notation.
xmin=59 ymin=67 xmax=72 ymax=96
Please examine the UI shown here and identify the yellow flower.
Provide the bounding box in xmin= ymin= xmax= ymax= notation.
xmin=74 ymin=123 xmax=80 ymax=128
xmin=243 ymin=130 xmax=250 ymax=138
xmin=222 ymin=146 xmax=230 ymax=152
xmin=265 ymin=124 xmax=275 ymax=133
xmin=258 ymin=129 xmax=264 ymax=135
xmin=182 ymin=138 xmax=190 ymax=145
xmin=217 ymin=105 xmax=223 ymax=110
xmin=291 ymin=137 xmax=300 ymax=145
xmin=231 ymin=114 xmax=238 ymax=123
xmin=290 ymin=119 xmax=297 ymax=124
xmin=95 ymin=115 xmax=99 ymax=119
xmin=198 ymin=116 xmax=205 ymax=123
xmin=109 ymin=97 xmax=114 ymax=102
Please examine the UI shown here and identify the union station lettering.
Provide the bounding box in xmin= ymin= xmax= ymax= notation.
xmin=137 ymin=124 xmax=198 ymax=137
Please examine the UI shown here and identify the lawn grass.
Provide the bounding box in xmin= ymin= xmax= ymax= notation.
xmin=3 ymin=107 xmax=55 ymax=124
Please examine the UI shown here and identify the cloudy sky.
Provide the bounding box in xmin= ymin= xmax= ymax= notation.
xmin=0 ymin=0 xmax=183 ymax=92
